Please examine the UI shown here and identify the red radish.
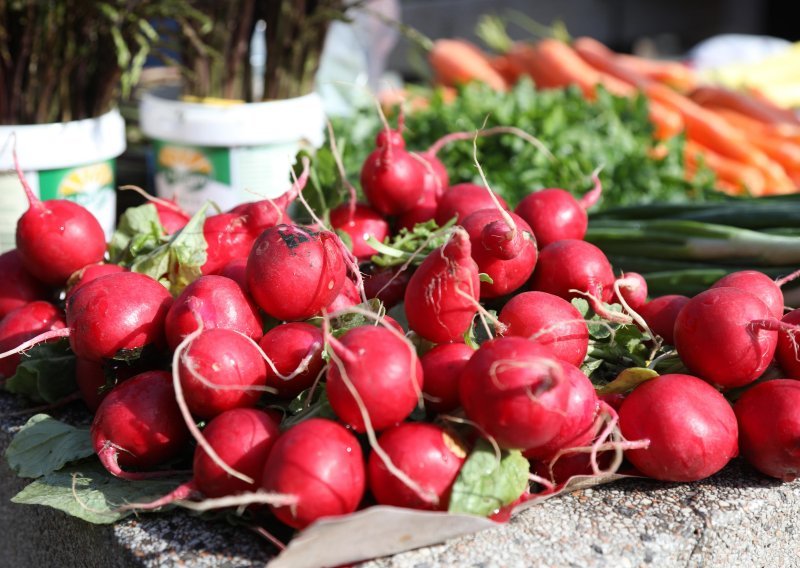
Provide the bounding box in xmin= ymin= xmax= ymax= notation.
xmin=13 ymin=156 xmax=106 ymax=286
xmin=65 ymin=263 xmax=126 ymax=300
xmin=673 ymin=287 xmax=781 ymax=388
xmin=614 ymin=272 xmax=648 ymax=311
xmin=363 ymin=265 xmax=412 ymax=309
xmin=531 ymin=450 xmax=614 ymax=485
xmin=327 ymin=325 xmax=423 ymax=432
xmin=125 ymin=407 xmax=283 ymax=511
xmin=395 ymin=152 xmax=449 ymax=231
xmin=734 ymin=379 xmax=800 ymax=481
xmin=711 ymin=270 xmax=785 ymax=319
xmin=404 ymin=230 xmax=480 ymax=344
xmin=776 ymin=308 xmax=800 ymax=378
xmin=66 ymin=272 xmax=172 ymax=362
xmin=513 ymin=174 xmax=601 ymax=248
xmin=177 ymin=328 xmax=267 ymax=419
xmin=164 ymin=275 xmax=262 ymax=351
xmin=435 ymin=183 xmax=509 ymax=226
xmin=325 ymin=277 xmax=361 ymax=313
xmin=598 ymin=392 xmax=626 ymax=412
xmin=246 ymin=224 xmax=346 ymax=321
xmin=329 ymin=203 xmax=389 ymax=260
xmin=259 ymin=322 xmax=325 ymax=399
xmin=261 ymin=418 xmax=365 ymax=529
xmin=498 ymin=291 xmax=589 ymax=367
xmin=0 ymin=301 xmax=65 ymax=379
xmin=218 ymin=258 xmax=248 ymax=290
xmin=529 ymin=239 xmax=616 ymax=306
xmin=0 ymin=250 xmax=49 ymax=318
xmin=523 ymin=364 xmax=598 ymax=461
xmin=619 ymin=374 xmax=738 ymax=482
xmin=360 ymin=127 xmax=425 ymax=215
xmin=421 ymin=342 xmax=474 ymax=414
xmin=459 ymin=337 xmax=572 ymax=450
xmin=368 ymin=423 xmax=467 ymax=510
xmin=154 ymin=199 xmax=191 ymax=235
xmin=461 ymin=209 xmax=538 ymax=298
xmin=201 ymin=213 xmax=256 ymax=275
xmin=91 ymin=370 xmax=190 ymax=479
xmin=637 ymin=295 xmax=690 ymax=345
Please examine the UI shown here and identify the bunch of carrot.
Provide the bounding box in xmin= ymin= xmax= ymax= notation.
xmin=429 ymin=37 xmax=800 ymax=197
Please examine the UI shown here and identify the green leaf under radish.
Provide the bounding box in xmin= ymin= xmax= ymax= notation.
xmin=5 ymin=414 xmax=93 ymax=478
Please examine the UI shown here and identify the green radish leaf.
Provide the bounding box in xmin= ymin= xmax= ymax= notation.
xmin=5 ymin=415 xmax=94 ymax=478
xmin=130 ymin=203 xmax=209 ymax=295
xmin=448 ymin=439 xmax=529 ymax=517
xmin=596 ymin=367 xmax=659 ymax=396
xmin=109 ymin=203 xmax=165 ymax=264
xmin=4 ymin=340 xmax=77 ymax=404
xmin=478 ymin=273 xmax=494 ymax=284
xmin=12 ymin=462 xmax=182 ymax=524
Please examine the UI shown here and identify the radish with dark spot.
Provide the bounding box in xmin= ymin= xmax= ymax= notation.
xmin=246 ymin=224 xmax=346 ymax=321
xmin=261 ymin=418 xmax=365 ymax=529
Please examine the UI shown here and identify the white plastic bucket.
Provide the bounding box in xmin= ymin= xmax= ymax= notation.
xmin=0 ymin=110 xmax=126 ymax=253
xmin=139 ymin=87 xmax=326 ymax=214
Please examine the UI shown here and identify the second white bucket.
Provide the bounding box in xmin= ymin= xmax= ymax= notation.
xmin=140 ymin=87 xmax=326 ymax=214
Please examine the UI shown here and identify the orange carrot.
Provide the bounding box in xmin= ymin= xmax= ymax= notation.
xmin=684 ymin=140 xmax=766 ymax=196
xmin=530 ymin=39 xmax=604 ymax=98
xmin=615 ymin=53 xmax=697 ymax=92
xmin=702 ymin=105 xmax=800 ymax=143
xmin=429 ymin=39 xmax=508 ymax=91
xmin=689 ymin=85 xmax=800 ymax=126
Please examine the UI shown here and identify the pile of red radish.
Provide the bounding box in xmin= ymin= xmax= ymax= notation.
xmin=2 ymin=119 xmax=800 ymax=553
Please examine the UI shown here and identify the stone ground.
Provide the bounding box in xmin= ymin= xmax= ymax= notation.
xmin=2 ymin=392 xmax=799 ymax=568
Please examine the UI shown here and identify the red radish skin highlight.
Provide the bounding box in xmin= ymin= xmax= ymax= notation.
xmin=91 ymin=370 xmax=190 ymax=479
xmin=329 ymin=203 xmax=390 ymax=260
xmin=14 ymin=170 xmax=106 ymax=286
xmin=65 ymin=263 xmax=126 ymax=301
xmin=459 ymin=337 xmax=572 ymax=450
xmin=529 ymin=240 xmax=616 ymax=305
xmin=614 ymin=272 xmax=648 ymax=311
xmin=201 ymin=213 xmax=256 ymax=275
xmin=673 ymin=287 xmax=779 ymax=388
xmin=261 ymin=418 xmax=365 ymax=529
xmin=619 ymin=374 xmax=738 ymax=482
xmin=259 ymin=322 xmax=325 ymax=399
xmin=404 ymin=230 xmax=481 ymax=344
xmin=0 ymin=250 xmax=49 ymax=318
xmin=735 ymin=379 xmax=800 ymax=481
xmin=246 ymin=224 xmax=346 ymax=321
xmin=514 ymin=189 xmax=589 ymax=248
xmin=368 ymin=423 xmax=467 ymax=511
xmin=0 ymin=301 xmax=65 ymax=379
xmin=435 ymin=183 xmax=509 ymax=226
xmin=326 ymin=325 xmax=423 ymax=432
xmin=498 ymin=291 xmax=589 ymax=367
xmin=711 ymin=270 xmax=785 ymax=319
xmin=638 ymin=295 xmax=690 ymax=345
xmin=461 ymin=209 xmax=538 ymax=298
xmin=325 ymin=277 xmax=361 ymax=313
xmin=395 ymin=152 xmax=449 ymax=231
xmin=178 ymin=328 xmax=268 ymax=419
xmin=421 ymin=342 xmax=474 ymax=414
xmin=66 ymin=272 xmax=172 ymax=362
xmin=165 ymin=275 xmax=262 ymax=351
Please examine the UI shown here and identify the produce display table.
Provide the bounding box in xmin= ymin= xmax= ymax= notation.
xmin=2 ymin=392 xmax=798 ymax=568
